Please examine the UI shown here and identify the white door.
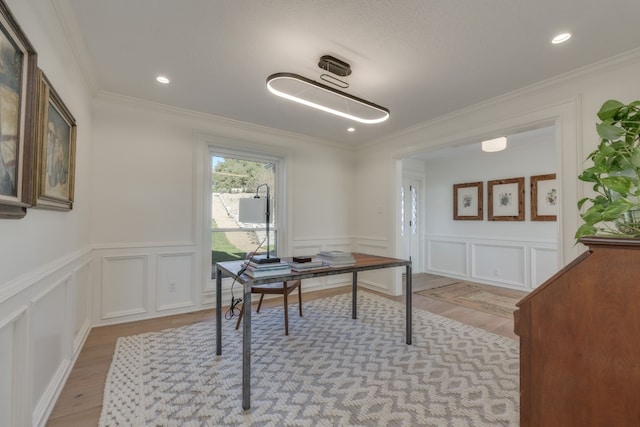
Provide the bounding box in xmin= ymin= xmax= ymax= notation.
xmin=401 ymin=177 xmax=421 ymax=272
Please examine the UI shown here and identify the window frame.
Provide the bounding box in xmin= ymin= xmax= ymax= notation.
xmin=207 ymin=146 xmax=286 ymax=275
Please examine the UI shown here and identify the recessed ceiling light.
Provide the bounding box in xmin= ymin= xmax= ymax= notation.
xmin=347 ymin=127 xmax=355 ymax=132
xmin=552 ymin=33 xmax=571 ymax=44
xmin=156 ymin=76 xmax=170 ymax=84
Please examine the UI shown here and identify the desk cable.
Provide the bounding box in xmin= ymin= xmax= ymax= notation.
xmin=224 ymin=236 xmax=266 ymax=321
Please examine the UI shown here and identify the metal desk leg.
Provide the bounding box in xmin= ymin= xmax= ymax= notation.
xmin=406 ymin=263 xmax=412 ymax=345
xmin=216 ymin=266 xmax=222 ymax=355
xmin=352 ymin=271 xmax=358 ymax=319
xmin=242 ymin=281 xmax=252 ymax=410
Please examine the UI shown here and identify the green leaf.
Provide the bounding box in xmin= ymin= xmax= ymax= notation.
xmin=577 ymin=197 xmax=589 ymax=210
xmin=601 ymin=176 xmax=633 ymax=195
xmin=578 ymin=170 xmax=598 ymax=183
xmin=597 ymin=100 xmax=624 ymax=121
xmin=575 ymin=223 xmax=597 ymax=240
xmin=631 ymin=151 xmax=640 ymax=168
xmin=597 ymin=123 xmax=625 ymax=141
xmin=581 ymin=207 xmax=605 ymax=224
xmin=602 ymin=199 xmax=635 ymax=220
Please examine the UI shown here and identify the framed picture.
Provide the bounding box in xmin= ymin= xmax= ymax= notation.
xmin=531 ymin=173 xmax=557 ymax=221
xmin=488 ymin=177 xmax=524 ymax=221
xmin=0 ymin=1 xmax=38 ymax=219
xmin=33 ymin=71 xmax=76 ymax=210
xmin=453 ymin=181 xmax=483 ymax=220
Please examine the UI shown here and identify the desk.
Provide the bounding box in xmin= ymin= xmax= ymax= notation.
xmin=215 ymin=252 xmax=412 ymax=410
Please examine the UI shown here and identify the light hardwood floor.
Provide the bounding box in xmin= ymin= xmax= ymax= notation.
xmin=46 ymin=275 xmax=524 ymax=426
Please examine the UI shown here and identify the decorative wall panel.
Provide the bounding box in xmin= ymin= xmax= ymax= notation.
xmin=428 ymin=240 xmax=468 ymax=277
xmin=101 ymin=255 xmax=148 ymax=319
xmin=156 ymin=252 xmax=195 ymax=311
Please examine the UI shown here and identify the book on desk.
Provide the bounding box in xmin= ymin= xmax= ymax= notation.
xmin=242 ymin=260 xmax=291 ymax=277
xmin=315 ymin=251 xmax=356 ymax=267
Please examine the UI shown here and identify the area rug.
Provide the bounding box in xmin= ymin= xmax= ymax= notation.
xmin=416 ymin=282 xmax=526 ymax=319
xmin=99 ymin=293 xmax=519 ymax=426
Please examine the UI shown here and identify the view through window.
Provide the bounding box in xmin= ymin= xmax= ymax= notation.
xmin=211 ymin=154 xmax=277 ymax=277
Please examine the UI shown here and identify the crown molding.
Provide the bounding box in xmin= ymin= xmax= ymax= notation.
xmin=95 ymin=90 xmax=356 ymax=152
xmin=51 ymin=0 xmax=100 ymax=94
xmin=364 ymin=48 xmax=640 ymax=151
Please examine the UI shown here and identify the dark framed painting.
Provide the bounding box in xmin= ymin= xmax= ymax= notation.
xmin=33 ymin=71 xmax=76 ymax=210
xmin=488 ymin=177 xmax=524 ymax=221
xmin=0 ymin=0 xmax=38 ymax=218
xmin=531 ymin=173 xmax=557 ymax=221
xmin=453 ymin=181 xmax=483 ymax=220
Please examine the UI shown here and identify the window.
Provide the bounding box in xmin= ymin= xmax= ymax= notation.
xmin=210 ymin=150 xmax=281 ymax=277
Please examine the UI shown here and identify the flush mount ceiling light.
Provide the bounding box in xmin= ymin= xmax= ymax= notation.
xmin=266 ymin=56 xmax=389 ymax=124
xmin=156 ymin=75 xmax=170 ymax=84
xmin=481 ymin=136 xmax=507 ymax=152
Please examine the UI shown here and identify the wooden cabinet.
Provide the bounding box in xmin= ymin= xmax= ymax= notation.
xmin=515 ymin=237 xmax=640 ymax=426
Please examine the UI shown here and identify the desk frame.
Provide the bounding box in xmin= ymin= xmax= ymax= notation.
xmin=215 ymin=253 xmax=412 ymax=410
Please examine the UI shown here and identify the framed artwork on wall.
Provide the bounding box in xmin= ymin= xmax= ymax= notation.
xmin=0 ymin=0 xmax=38 ymax=218
xmin=453 ymin=181 xmax=483 ymax=220
xmin=531 ymin=173 xmax=557 ymax=221
xmin=33 ymin=70 xmax=76 ymax=210
xmin=488 ymin=177 xmax=524 ymax=221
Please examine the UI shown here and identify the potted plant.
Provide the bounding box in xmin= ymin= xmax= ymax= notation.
xmin=575 ymin=99 xmax=640 ymax=239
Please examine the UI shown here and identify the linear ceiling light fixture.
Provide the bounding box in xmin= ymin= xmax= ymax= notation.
xmin=266 ymin=72 xmax=390 ymax=124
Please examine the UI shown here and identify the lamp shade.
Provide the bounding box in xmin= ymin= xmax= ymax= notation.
xmin=481 ymin=137 xmax=507 ymax=152
xmin=238 ymin=197 xmax=267 ymax=224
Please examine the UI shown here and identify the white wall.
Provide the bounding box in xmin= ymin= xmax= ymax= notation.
xmin=0 ymin=1 xmax=94 ymax=426
xmin=421 ymin=127 xmax=558 ymax=289
xmin=90 ymin=94 xmax=360 ymax=322
xmin=356 ymin=49 xmax=640 ymax=295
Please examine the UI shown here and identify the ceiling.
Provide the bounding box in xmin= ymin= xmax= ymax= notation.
xmin=60 ymin=0 xmax=640 ymax=146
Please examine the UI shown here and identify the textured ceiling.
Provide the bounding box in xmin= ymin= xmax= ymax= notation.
xmin=61 ymin=0 xmax=640 ymax=146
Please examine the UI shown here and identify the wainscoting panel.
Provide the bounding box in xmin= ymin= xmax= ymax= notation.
xmin=73 ymin=260 xmax=92 ymax=353
xmin=472 ymin=243 xmax=526 ymax=288
xmin=156 ymin=252 xmax=196 ymax=311
xmin=426 ymin=235 xmax=558 ymax=291
xmin=427 ymin=239 xmax=468 ymax=277
xmin=0 ymin=306 xmax=28 ymax=427
xmin=0 ymin=249 xmax=93 ymax=426
xmin=354 ymin=240 xmax=397 ymax=294
xmin=0 ymin=319 xmax=12 ymax=427
xmin=31 ymin=276 xmax=72 ymax=426
xmin=101 ymin=255 xmax=148 ymax=319
xmin=531 ymin=245 xmax=559 ymax=288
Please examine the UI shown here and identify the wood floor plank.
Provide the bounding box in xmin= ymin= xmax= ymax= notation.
xmin=46 ymin=277 xmax=521 ymax=426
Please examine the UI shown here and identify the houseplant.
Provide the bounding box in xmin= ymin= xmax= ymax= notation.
xmin=575 ymin=99 xmax=640 ymax=239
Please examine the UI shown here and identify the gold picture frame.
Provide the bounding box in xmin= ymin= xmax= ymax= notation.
xmin=488 ymin=177 xmax=524 ymax=221
xmin=33 ymin=70 xmax=76 ymax=210
xmin=453 ymin=181 xmax=483 ymax=220
xmin=531 ymin=173 xmax=557 ymax=221
xmin=0 ymin=0 xmax=38 ymax=218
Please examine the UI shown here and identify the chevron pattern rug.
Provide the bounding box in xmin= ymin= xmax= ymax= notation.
xmin=99 ymin=293 xmax=519 ymax=426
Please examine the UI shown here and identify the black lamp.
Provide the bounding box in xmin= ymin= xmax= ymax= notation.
xmin=238 ymin=183 xmax=280 ymax=264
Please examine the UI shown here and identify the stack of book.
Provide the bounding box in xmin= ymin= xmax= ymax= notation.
xmin=287 ymin=256 xmax=327 ymax=272
xmin=315 ymin=251 xmax=356 ymax=267
xmin=242 ymin=259 xmax=291 ymax=278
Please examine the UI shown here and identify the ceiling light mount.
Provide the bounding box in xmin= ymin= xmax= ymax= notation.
xmin=318 ymin=55 xmax=351 ymax=76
